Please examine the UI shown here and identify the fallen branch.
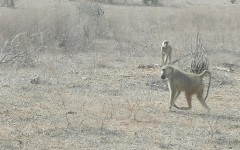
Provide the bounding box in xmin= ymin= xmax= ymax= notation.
xmin=137 ymin=64 xmax=160 ymax=69
xmin=0 ymin=52 xmax=25 ymax=64
xmin=171 ymin=53 xmax=191 ymax=64
xmin=11 ymin=32 xmax=27 ymax=46
xmin=0 ymin=40 xmax=9 ymax=53
xmin=212 ymin=66 xmax=233 ymax=72
xmin=0 ymin=32 xmax=44 ymax=66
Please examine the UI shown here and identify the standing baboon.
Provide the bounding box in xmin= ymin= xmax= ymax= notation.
xmin=160 ymin=65 xmax=211 ymax=111
xmin=161 ymin=40 xmax=172 ymax=65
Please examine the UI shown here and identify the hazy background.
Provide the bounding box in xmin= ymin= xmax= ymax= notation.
xmin=0 ymin=0 xmax=240 ymax=149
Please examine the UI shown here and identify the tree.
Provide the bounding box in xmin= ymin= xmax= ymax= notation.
xmin=231 ymin=0 xmax=236 ymax=4
xmin=1 ymin=0 xmax=15 ymax=8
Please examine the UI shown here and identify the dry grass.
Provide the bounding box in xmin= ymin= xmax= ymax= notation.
xmin=0 ymin=0 xmax=240 ymax=149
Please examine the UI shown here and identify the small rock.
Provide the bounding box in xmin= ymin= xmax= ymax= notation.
xmin=30 ymin=77 xmax=40 ymax=85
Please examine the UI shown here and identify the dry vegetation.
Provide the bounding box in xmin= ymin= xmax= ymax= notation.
xmin=0 ymin=0 xmax=240 ymax=149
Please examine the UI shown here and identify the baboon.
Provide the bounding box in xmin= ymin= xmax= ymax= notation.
xmin=160 ymin=65 xmax=211 ymax=111
xmin=161 ymin=40 xmax=172 ymax=65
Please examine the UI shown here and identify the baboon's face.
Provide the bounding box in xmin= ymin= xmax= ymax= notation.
xmin=163 ymin=41 xmax=169 ymax=47
xmin=160 ymin=66 xmax=172 ymax=79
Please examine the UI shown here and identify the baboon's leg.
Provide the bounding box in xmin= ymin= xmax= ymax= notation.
xmin=174 ymin=91 xmax=181 ymax=100
xmin=178 ymin=93 xmax=192 ymax=110
xmin=197 ymin=93 xmax=210 ymax=112
xmin=169 ymin=89 xmax=177 ymax=110
xmin=161 ymin=53 xmax=164 ymax=66
xmin=168 ymin=54 xmax=171 ymax=64
xmin=173 ymin=91 xmax=181 ymax=109
xmin=162 ymin=54 xmax=166 ymax=65
xmin=165 ymin=55 xmax=169 ymax=65
xmin=186 ymin=94 xmax=192 ymax=110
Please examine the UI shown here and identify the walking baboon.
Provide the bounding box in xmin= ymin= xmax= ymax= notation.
xmin=160 ymin=65 xmax=211 ymax=111
xmin=161 ymin=40 xmax=172 ymax=65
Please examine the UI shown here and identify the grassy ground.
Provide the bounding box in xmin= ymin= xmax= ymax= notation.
xmin=0 ymin=0 xmax=240 ymax=149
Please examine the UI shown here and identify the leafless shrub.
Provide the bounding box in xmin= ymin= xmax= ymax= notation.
xmin=205 ymin=118 xmax=220 ymax=141
xmin=43 ymin=8 xmax=72 ymax=52
xmin=73 ymin=2 xmax=110 ymax=51
xmin=190 ymin=32 xmax=209 ymax=74
xmin=0 ymin=32 xmax=45 ymax=67
xmin=77 ymin=2 xmax=104 ymax=18
xmin=125 ymin=100 xmax=141 ymax=120
xmin=77 ymin=2 xmax=106 ymax=32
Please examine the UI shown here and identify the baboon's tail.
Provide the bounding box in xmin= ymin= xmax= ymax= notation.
xmin=199 ymin=70 xmax=211 ymax=101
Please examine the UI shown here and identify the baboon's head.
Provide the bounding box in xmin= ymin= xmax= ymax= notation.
xmin=162 ymin=40 xmax=169 ymax=47
xmin=160 ymin=65 xmax=173 ymax=79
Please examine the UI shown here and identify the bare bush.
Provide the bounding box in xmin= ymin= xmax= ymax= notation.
xmin=190 ymin=33 xmax=209 ymax=74
xmin=0 ymin=32 xmax=45 ymax=67
xmin=46 ymin=2 xmax=107 ymax=53
xmin=74 ymin=2 xmax=110 ymax=50
xmin=77 ymin=2 xmax=104 ymax=17
xmin=5 ymin=2 xmax=108 ymax=53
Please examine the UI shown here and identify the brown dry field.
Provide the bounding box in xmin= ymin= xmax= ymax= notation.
xmin=0 ymin=0 xmax=240 ymax=149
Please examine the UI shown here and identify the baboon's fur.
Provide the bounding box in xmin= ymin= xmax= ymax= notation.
xmin=161 ymin=40 xmax=172 ymax=65
xmin=160 ymin=65 xmax=211 ymax=111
